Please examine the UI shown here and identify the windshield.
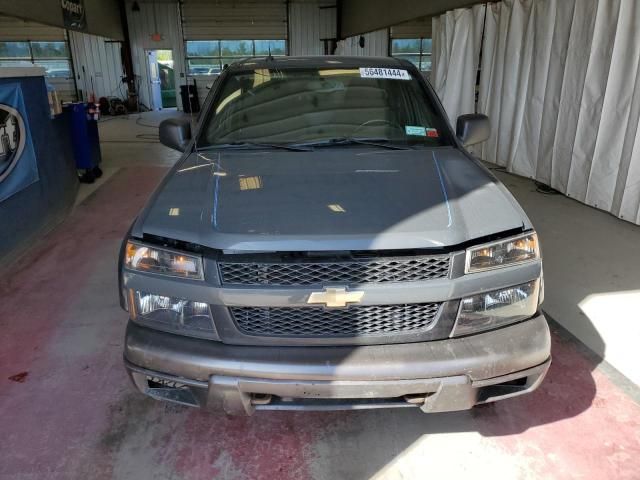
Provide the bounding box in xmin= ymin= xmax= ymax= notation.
xmin=198 ymin=67 xmax=452 ymax=148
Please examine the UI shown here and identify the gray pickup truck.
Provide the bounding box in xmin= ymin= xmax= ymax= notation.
xmin=120 ymin=56 xmax=550 ymax=415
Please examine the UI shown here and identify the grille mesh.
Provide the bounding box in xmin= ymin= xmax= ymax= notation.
xmin=230 ymin=303 xmax=442 ymax=337
xmin=219 ymin=256 xmax=450 ymax=286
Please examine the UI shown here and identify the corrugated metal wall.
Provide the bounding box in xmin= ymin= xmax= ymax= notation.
xmin=289 ymin=1 xmax=336 ymax=56
xmin=0 ymin=0 xmax=125 ymax=40
xmin=335 ymin=29 xmax=389 ymax=56
xmin=289 ymin=2 xmax=322 ymax=55
xmin=0 ymin=15 xmax=65 ymax=41
xmin=182 ymin=0 xmax=287 ymax=40
xmin=2 ymin=1 xmax=427 ymax=113
xmin=125 ymin=0 xmax=186 ymax=111
xmin=0 ymin=15 xmax=75 ymax=100
xmin=391 ymin=16 xmax=432 ymax=39
xmin=0 ymin=15 xmax=125 ymax=102
xmin=181 ymin=0 xmax=289 ymax=108
xmin=318 ymin=4 xmax=337 ymax=42
xmin=68 ymin=31 xmax=124 ymax=101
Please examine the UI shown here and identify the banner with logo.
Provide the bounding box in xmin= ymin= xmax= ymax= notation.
xmin=61 ymin=0 xmax=87 ymax=32
xmin=0 ymin=83 xmax=39 ymax=203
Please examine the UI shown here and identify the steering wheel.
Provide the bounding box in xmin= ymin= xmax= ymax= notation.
xmin=350 ymin=119 xmax=405 ymax=138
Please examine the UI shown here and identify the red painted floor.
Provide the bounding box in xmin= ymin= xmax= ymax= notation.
xmin=1 ymin=167 xmax=639 ymax=480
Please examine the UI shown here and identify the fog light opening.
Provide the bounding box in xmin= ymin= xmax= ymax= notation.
xmin=143 ymin=375 xmax=199 ymax=407
xmin=476 ymin=375 xmax=533 ymax=404
xmin=251 ymin=393 xmax=273 ymax=405
xmin=403 ymin=393 xmax=434 ymax=405
xmin=146 ymin=375 xmax=188 ymax=390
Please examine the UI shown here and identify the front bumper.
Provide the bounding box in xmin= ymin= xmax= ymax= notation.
xmin=124 ymin=314 xmax=551 ymax=415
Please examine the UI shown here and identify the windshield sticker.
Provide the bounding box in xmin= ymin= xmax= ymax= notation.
xmin=405 ymin=126 xmax=426 ymax=136
xmin=360 ymin=67 xmax=411 ymax=80
xmin=426 ymin=128 xmax=439 ymax=138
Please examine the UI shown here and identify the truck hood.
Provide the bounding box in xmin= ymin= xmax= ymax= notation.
xmin=135 ymin=147 xmax=529 ymax=251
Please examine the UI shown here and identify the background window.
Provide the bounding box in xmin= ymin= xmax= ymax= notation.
xmin=185 ymin=39 xmax=286 ymax=75
xmin=391 ymin=38 xmax=432 ymax=71
xmin=0 ymin=40 xmax=72 ymax=78
xmin=0 ymin=41 xmax=30 ymax=59
xmin=30 ymin=41 xmax=69 ymax=58
xmin=186 ymin=40 xmax=219 ymax=57
xmin=254 ymin=40 xmax=285 ymax=56
xmin=220 ymin=40 xmax=252 ymax=57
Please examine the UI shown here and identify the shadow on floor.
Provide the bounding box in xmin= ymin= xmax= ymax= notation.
xmin=494 ymin=166 xmax=640 ymax=386
xmin=98 ymin=319 xmax=604 ymax=480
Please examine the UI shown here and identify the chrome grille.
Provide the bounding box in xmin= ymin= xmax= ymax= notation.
xmin=230 ymin=303 xmax=442 ymax=337
xmin=219 ymin=255 xmax=450 ymax=286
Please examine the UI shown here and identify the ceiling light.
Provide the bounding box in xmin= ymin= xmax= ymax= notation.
xmin=239 ymin=176 xmax=262 ymax=191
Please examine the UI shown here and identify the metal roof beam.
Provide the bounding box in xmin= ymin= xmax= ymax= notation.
xmin=338 ymin=0 xmax=485 ymax=38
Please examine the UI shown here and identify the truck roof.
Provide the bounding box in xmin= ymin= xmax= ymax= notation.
xmin=227 ymin=55 xmax=412 ymax=71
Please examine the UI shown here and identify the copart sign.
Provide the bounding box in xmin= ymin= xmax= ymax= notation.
xmin=0 ymin=105 xmax=25 ymax=183
xmin=61 ymin=0 xmax=87 ymax=32
xmin=0 ymin=84 xmax=38 ymax=203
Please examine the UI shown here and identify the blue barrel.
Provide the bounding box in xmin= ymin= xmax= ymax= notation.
xmin=65 ymin=103 xmax=101 ymax=170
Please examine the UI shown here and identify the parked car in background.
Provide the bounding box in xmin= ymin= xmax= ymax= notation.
xmin=189 ymin=65 xmax=216 ymax=75
xmin=120 ymin=56 xmax=551 ymax=415
xmin=46 ymin=68 xmax=71 ymax=78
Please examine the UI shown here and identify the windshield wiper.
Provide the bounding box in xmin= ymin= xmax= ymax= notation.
xmin=203 ymin=141 xmax=313 ymax=152
xmin=293 ymin=137 xmax=411 ymax=150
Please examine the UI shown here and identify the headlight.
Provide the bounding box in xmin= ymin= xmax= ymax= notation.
xmin=129 ymin=290 xmax=218 ymax=339
xmin=465 ymin=233 xmax=539 ymax=274
xmin=451 ymin=280 xmax=539 ymax=337
xmin=125 ymin=241 xmax=204 ymax=280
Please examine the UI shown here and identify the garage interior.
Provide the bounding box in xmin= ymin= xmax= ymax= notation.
xmin=0 ymin=0 xmax=639 ymax=478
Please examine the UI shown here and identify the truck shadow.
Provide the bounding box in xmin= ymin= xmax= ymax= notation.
xmin=457 ymin=317 xmax=603 ymax=436
xmin=272 ymin=314 xmax=601 ymax=438
xmin=257 ymin=320 xmax=605 ymax=479
xmin=87 ymin=301 xmax=612 ymax=480
xmin=296 ymin=317 xmax=603 ymax=439
xmin=129 ymin=319 xmax=603 ymax=480
xmin=353 ymin=317 xmax=602 ymax=435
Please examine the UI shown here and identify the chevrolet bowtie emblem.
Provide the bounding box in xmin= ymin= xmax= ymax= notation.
xmin=307 ymin=287 xmax=365 ymax=308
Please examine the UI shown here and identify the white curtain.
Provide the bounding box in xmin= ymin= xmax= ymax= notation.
xmin=474 ymin=0 xmax=640 ymax=225
xmin=431 ymin=5 xmax=486 ymax=124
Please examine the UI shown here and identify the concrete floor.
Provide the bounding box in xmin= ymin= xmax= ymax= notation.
xmin=75 ymin=111 xmax=185 ymax=205
xmin=493 ymin=168 xmax=640 ymax=387
xmin=1 ymin=112 xmax=640 ymax=479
